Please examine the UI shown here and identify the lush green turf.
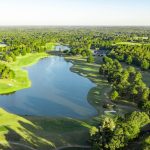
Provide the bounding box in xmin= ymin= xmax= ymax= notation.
xmin=0 ymin=44 xmax=7 ymax=47
xmin=0 ymin=108 xmax=55 ymax=149
xmin=115 ymin=42 xmax=142 ymax=46
xmin=0 ymin=53 xmax=48 ymax=94
xmin=0 ymin=108 xmax=94 ymax=149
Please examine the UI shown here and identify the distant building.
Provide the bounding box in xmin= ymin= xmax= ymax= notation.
xmin=92 ymin=49 xmax=107 ymax=57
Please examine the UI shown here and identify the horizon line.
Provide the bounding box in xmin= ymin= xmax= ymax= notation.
xmin=0 ymin=25 xmax=150 ymax=27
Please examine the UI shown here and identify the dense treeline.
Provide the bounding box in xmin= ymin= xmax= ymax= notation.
xmin=1 ymin=26 xmax=150 ymax=63
xmin=99 ymin=56 xmax=150 ymax=114
xmin=0 ymin=63 xmax=15 ymax=79
xmin=0 ymin=28 xmax=61 ymax=63
xmin=90 ymin=111 xmax=150 ymax=150
xmin=98 ymin=57 xmax=150 ymax=149
xmin=109 ymin=45 xmax=150 ymax=70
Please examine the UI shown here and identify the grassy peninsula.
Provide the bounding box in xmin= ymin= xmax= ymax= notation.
xmin=0 ymin=53 xmax=48 ymax=94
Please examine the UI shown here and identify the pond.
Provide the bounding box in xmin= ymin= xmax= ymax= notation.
xmin=0 ymin=56 xmax=97 ymax=118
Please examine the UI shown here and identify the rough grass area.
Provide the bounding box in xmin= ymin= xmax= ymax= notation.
xmin=0 ymin=53 xmax=48 ymax=94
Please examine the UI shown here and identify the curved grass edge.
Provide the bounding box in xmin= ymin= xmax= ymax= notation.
xmin=0 ymin=53 xmax=49 ymax=94
xmin=64 ymin=56 xmax=137 ymax=117
xmin=64 ymin=56 xmax=111 ymax=117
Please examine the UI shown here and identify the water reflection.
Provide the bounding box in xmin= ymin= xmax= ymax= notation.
xmin=0 ymin=56 xmax=97 ymax=118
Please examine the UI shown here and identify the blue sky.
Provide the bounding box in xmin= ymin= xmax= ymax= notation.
xmin=0 ymin=0 xmax=150 ymax=25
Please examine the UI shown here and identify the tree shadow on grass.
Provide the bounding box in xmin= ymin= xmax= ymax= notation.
xmin=22 ymin=116 xmax=94 ymax=147
xmin=0 ymin=108 xmax=96 ymax=150
xmin=0 ymin=108 xmax=55 ymax=150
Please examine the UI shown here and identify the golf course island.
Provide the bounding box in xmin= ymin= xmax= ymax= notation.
xmin=0 ymin=27 xmax=150 ymax=150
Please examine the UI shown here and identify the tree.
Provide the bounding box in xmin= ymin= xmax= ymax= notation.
xmin=111 ymin=90 xmax=119 ymax=101
xmin=81 ymin=51 xmax=87 ymax=58
xmin=142 ymin=88 xmax=149 ymax=101
xmin=90 ymin=111 xmax=150 ymax=150
xmin=21 ymin=48 xmax=26 ymax=56
xmin=89 ymin=117 xmax=115 ymax=150
xmin=102 ymin=117 xmax=116 ymax=131
xmin=142 ymin=101 xmax=150 ymax=115
xmin=87 ymin=54 xmax=94 ymax=63
xmin=90 ymin=126 xmax=98 ymax=136
xmin=141 ymin=59 xmax=149 ymax=70
xmin=126 ymin=55 xmax=133 ymax=64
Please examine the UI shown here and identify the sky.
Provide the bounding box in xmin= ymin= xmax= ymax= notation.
xmin=0 ymin=0 xmax=150 ymax=26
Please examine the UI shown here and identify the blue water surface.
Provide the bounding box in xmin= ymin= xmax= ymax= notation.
xmin=0 ymin=56 xmax=97 ymax=118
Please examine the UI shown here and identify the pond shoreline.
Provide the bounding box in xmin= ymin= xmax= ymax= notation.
xmin=0 ymin=53 xmax=49 ymax=95
xmin=64 ymin=56 xmax=109 ymax=117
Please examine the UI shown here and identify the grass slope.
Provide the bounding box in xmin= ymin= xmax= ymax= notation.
xmin=0 ymin=53 xmax=48 ymax=94
xmin=0 ymin=108 xmax=94 ymax=149
xmin=0 ymin=108 xmax=55 ymax=149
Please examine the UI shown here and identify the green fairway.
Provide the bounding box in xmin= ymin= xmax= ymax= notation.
xmin=115 ymin=42 xmax=142 ymax=46
xmin=0 ymin=108 xmax=94 ymax=149
xmin=0 ymin=53 xmax=48 ymax=94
